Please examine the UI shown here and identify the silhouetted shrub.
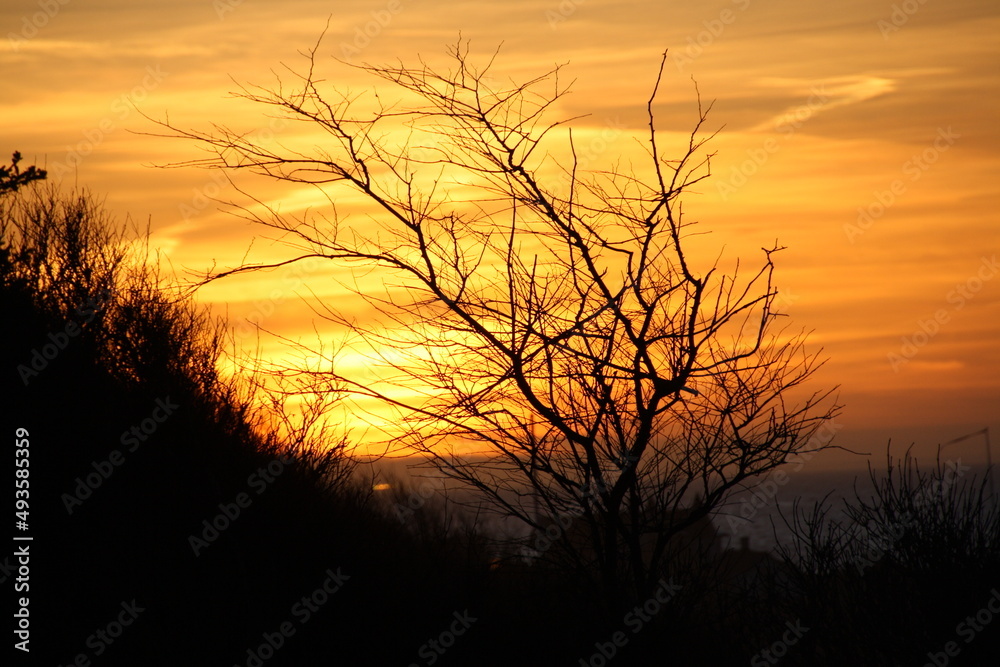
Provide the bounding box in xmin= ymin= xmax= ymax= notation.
xmin=2 ymin=181 xmax=497 ymax=665
xmin=775 ymin=452 xmax=1000 ymax=665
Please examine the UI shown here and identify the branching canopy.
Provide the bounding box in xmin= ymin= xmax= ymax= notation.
xmin=148 ymin=38 xmax=840 ymax=608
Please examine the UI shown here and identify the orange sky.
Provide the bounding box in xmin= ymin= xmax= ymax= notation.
xmin=4 ymin=0 xmax=998 ymax=470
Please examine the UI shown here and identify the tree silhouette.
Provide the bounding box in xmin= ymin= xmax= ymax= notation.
xmin=150 ymin=40 xmax=840 ymax=613
xmin=0 ymin=150 xmax=46 ymax=196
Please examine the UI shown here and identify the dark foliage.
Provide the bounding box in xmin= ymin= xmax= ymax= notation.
xmin=771 ymin=453 xmax=1000 ymax=665
xmin=1 ymin=183 xmax=488 ymax=666
xmin=0 ymin=151 xmax=46 ymax=195
xmin=3 ymin=175 xmax=997 ymax=666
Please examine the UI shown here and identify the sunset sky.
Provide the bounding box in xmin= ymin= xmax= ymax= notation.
xmin=4 ymin=0 xmax=998 ymax=471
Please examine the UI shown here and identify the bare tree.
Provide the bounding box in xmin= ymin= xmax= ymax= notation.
xmin=150 ymin=38 xmax=840 ymax=613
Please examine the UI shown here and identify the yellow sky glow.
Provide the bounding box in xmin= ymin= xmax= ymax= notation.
xmin=4 ymin=0 xmax=997 ymax=468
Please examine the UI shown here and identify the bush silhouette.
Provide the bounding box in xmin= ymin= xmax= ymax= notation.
xmin=2 ymin=182 xmax=491 ymax=665
xmin=774 ymin=452 xmax=1000 ymax=665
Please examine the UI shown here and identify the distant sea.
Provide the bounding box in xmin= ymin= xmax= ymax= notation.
xmin=715 ymin=463 xmax=998 ymax=552
xmin=370 ymin=459 xmax=997 ymax=554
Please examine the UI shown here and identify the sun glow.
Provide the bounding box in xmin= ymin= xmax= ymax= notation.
xmin=5 ymin=0 xmax=996 ymax=466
